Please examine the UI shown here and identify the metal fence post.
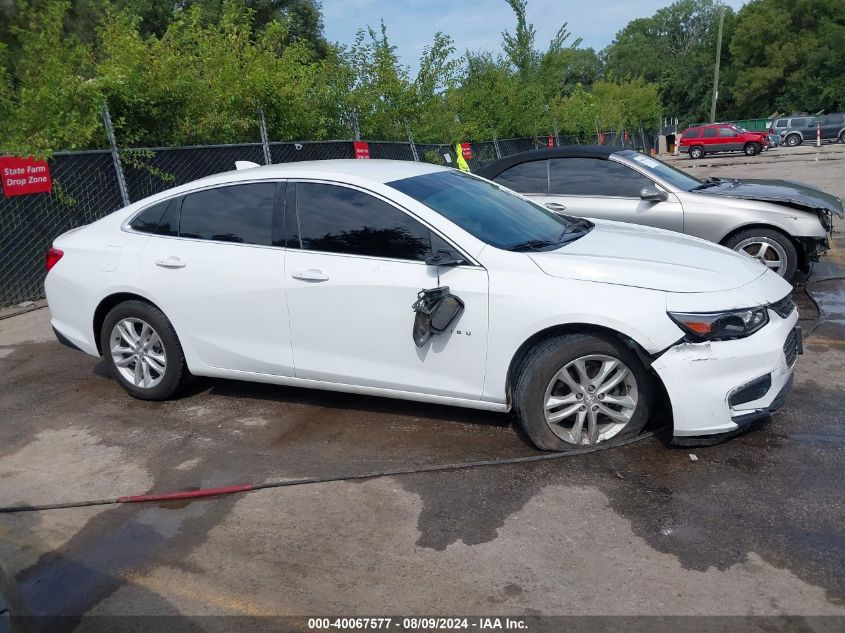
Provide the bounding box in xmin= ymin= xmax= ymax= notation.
xmin=552 ymin=120 xmax=560 ymax=147
xmin=102 ymin=103 xmax=130 ymax=207
xmin=405 ymin=122 xmax=419 ymax=162
xmin=493 ymin=133 xmax=502 ymax=159
xmin=258 ymin=108 xmax=272 ymax=165
xmin=351 ymin=110 xmax=361 ymax=142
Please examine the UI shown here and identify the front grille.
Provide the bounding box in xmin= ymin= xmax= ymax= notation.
xmin=783 ymin=329 xmax=799 ymax=367
xmin=770 ymin=294 xmax=796 ymax=319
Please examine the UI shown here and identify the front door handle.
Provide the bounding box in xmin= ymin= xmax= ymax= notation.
xmin=545 ymin=202 xmax=567 ymax=212
xmin=155 ymin=256 xmax=187 ymax=269
xmin=292 ymin=269 xmax=329 ymax=282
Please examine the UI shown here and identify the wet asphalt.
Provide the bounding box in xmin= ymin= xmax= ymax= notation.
xmin=0 ymin=149 xmax=843 ymax=624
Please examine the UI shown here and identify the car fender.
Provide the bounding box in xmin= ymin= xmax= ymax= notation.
xmin=677 ymin=195 xmax=827 ymax=243
xmin=480 ymin=271 xmax=680 ymax=404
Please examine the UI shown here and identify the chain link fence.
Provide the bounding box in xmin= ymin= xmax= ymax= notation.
xmin=1 ymin=129 xmax=657 ymax=307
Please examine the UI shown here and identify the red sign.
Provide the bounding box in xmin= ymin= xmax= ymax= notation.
xmin=1 ymin=156 xmax=52 ymax=196
xmin=460 ymin=143 xmax=472 ymax=160
xmin=548 ymin=135 xmax=554 ymax=148
xmin=353 ymin=141 xmax=370 ymax=159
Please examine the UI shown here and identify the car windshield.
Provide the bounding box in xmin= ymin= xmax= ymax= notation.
xmin=388 ymin=170 xmax=590 ymax=251
xmin=617 ymin=150 xmax=703 ymax=192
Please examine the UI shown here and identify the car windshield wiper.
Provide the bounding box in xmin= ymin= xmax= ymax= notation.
xmin=506 ymin=239 xmax=557 ymax=252
xmin=691 ymin=179 xmax=722 ymax=190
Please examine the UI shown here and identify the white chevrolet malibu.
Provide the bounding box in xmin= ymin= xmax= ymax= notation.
xmin=45 ymin=160 xmax=801 ymax=451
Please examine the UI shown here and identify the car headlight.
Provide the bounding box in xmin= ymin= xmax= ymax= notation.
xmin=668 ymin=307 xmax=769 ymax=341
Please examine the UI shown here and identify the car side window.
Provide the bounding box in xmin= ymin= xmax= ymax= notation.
xmin=493 ymin=160 xmax=548 ymax=193
xmin=548 ymin=158 xmax=652 ymax=198
xmin=775 ymin=119 xmax=787 ymax=128
xmin=682 ymin=128 xmax=700 ymax=139
xmin=719 ymin=127 xmax=737 ymax=137
xmin=296 ymin=183 xmax=435 ymax=261
xmin=701 ymin=127 xmax=717 ymax=138
xmin=179 ymin=183 xmax=277 ymax=246
xmin=130 ymin=199 xmax=172 ymax=234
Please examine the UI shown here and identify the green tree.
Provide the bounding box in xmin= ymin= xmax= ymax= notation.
xmin=603 ymin=0 xmax=735 ymax=125
xmin=729 ymin=0 xmax=845 ymax=115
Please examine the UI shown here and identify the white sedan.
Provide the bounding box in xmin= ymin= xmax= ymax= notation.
xmin=45 ymin=160 xmax=801 ymax=450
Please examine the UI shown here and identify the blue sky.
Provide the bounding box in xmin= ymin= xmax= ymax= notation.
xmin=322 ymin=0 xmax=747 ymax=74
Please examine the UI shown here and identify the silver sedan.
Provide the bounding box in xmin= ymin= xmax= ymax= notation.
xmin=477 ymin=146 xmax=841 ymax=280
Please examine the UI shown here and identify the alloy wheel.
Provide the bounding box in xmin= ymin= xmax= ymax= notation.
xmin=543 ymin=354 xmax=639 ymax=445
xmin=110 ymin=318 xmax=167 ymax=388
xmin=733 ymin=237 xmax=788 ymax=276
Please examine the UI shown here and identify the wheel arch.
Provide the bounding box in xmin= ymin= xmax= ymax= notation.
xmin=504 ymin=322 xmax=670 ymax=411
xmin=718 ymin=223 xmax=809 ymax=271
xmin=93 ymin=292 xmax=167 ymax=355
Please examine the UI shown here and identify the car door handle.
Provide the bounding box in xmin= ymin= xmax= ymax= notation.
xmin=292 ymin=269 xmax=329 ymax=282
xmin=155 ymin=256 xmax=187 ymax=269
xmin=545 ymin=202 xmax=567 ymax=212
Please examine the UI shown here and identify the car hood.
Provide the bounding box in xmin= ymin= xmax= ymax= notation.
xmin=695 ymin=178 xmax=844 ymax=218
xmin=527 ymin=221 xmax=766 ymax=293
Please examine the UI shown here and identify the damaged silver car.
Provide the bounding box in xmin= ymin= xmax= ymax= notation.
xmin=477 ymin=147 xmax=842 ymax=280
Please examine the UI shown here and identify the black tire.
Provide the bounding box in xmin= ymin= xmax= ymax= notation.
xmin=723 ymin=228 xmax=798 ymax=280
xmin=100 ymin=300 xmax=189 ymax=400
xmin=513 ymin=333 xmax=654 ymax=451
xmin=785 ymin=133 xmax=802 ymax=147
xmin=839 ymin=131 xmax=845 ymax=144
xmin=689 ymin=146 xmax=705 ymax=159
xmin=744 ymin=142 xmax=761 ymax=156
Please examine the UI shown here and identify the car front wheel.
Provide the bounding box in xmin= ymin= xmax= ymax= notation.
xmin=101 ymin=300 xmax=188 ymax=400
xmin=689 ymin=146 xmax=705 ymax=159
xmin=724 ymin=228 xmax=798 ymax=280
xmin=744 ymin=142 xmax=761 ymax=156
xmin=785 ymin=134 xmax=802 ymax=147
xmin=513 ymin=333 xmax=654 ymax=451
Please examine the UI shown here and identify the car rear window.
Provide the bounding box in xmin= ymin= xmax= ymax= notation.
xmin=179 ymin=183 xmax=277 ymax=246
xmin=129 ymin=199 xmax=172 ymax=234
xmin=493 ymin=160 xmax=548 ymax=193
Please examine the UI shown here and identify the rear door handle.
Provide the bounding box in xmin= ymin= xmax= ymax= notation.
xmin=545 ymin=202 xmax=567 ymax=212
xmin=155 ymin=256 xmax=187 ymax=269
xmin=292 ymin=269 xmax=329 ymax=282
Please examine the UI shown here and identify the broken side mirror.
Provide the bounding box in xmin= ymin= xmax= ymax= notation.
xmin=425 ymin=249 xmax=465 ymax=267
xmin=412 ymin=287 xmax=465 ymax=347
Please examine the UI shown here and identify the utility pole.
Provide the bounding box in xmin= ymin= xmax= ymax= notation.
xmin=709 ymin=4 xmax=726 ymax=124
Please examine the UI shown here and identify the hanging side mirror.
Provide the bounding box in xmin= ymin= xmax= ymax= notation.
xmin=411 ymin=287 xmax=465 ymax=347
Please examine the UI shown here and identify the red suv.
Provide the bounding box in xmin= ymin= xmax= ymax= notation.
xmin=679 ymin=123 xmax=770 ymax=159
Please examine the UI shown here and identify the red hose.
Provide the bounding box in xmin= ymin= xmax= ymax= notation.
xmin=116 ymin=483 xmax=254 ymax=504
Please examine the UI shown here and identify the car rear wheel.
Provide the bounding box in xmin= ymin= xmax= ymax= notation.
xmin=839 ymin=131 xmax=845 ymax=144
xmin=744 ymin=142 xmax=761 ymax=156
xmin=101 ymin=300 xmax=188 ymax=400
xmin=513 ymin=333 xmax=653 ymax=451
xmin=724 ymin=228 xmax=798 ymax=280
xmin=785 ymin=134 xmax=802 ymax=147
xmin=689 ymin=146 xmax=705 ymax=159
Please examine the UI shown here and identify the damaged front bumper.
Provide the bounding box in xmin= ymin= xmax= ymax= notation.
xmin=651 ymin=308 xmax=800 ymax=440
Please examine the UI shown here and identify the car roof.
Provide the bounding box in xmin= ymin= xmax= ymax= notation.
xmin=475 ymin=145 xmax=617 ymax=179
xmin=222 ymin=159 xmax=448 ymax=184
